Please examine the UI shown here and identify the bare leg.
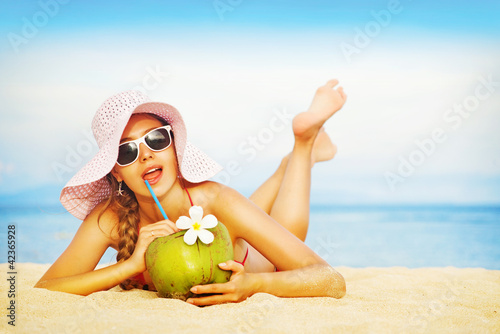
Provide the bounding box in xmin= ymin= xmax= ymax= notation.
xmin=259 ymin=128 xmax=339 ymax=242
xmin=268 ymin=79 xmax=345 ymax=241
xmin=251 ymin=78 xmax=346 ymax=242
xmin=249 ymin=129 xmax=336 ymax=215
xmin=243 ymin=79 xmax=346 ymax=272
xmin=248 ymin=155 xmax=289 ymax=215
xmin=268 ymin=133 xmax=314 ymax=241
xmin=243 ymin=133 xmax=337 ymax=272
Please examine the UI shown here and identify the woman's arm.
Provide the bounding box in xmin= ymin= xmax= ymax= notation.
xmin=189 ymin=261 xmax=345 ymax=305
xmin=34 ymin=259 xmax=139 ymax=296
xmin=35 ymin=204 xmax=180 ymax=296
xmin=255 ymin=263 xmax=345 ymax=298
xmin=34 ymin=206 xmax=140 ymax=295
xmin=189 ymin=183 xmax=345 ymax=305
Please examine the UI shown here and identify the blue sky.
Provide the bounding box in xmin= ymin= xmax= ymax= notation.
xmin=1 ymin=1 xmax=499 ymax=31
xmin=1 ymin=0 xmax=499 ymax=205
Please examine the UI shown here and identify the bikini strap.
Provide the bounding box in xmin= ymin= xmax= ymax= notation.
xmin=235 ymin=247 xmax=249 ymax=266
xmin=179 ymin=175 xmax=194 ymax=206
xmin=185 ymin=187 xmax=194 ymax=207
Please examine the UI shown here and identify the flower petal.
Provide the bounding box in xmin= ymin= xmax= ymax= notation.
xmin=201 ymin=214 xmax=218 ymax=229
xmin=189 ymin=206 xmax=203 ymax=223
xmin=197 ymin=229 xmax=214 ymax=244
xmin=176 ymin=216 xmax=192 ymax=230
xmin=183 ymin=228 xmax=198 ymax=245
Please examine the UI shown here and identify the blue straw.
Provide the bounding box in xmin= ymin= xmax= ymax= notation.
xmin=144 ymin=180 xmax=168 ymax=220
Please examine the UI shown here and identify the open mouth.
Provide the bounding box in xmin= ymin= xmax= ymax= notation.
xmin=143 ymin=167 xmax=163 ymax=182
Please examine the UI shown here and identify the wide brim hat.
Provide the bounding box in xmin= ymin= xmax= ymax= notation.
xmin=60 ymin=90 xmax=223 ymax=220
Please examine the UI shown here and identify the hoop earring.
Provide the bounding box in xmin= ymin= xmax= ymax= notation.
xmin=116 ymin=181 xmax=125 ymax=197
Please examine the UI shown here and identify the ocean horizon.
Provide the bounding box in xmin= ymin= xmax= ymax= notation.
xmin=1 ymin=202 xmax=499 ymax=270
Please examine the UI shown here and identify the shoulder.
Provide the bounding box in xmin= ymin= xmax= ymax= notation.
xmin=189 ymin=181 xmax=241 ymax=209
xmin=190 ymin=181 xmax=255 ymax=227
xmin=82 ymin=201 xmax=121 ymax=247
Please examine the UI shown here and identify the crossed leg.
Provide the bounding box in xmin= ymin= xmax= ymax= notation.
xmin=241 ymin=79 xmax=347 ymax=272
xmin=249 ymin=128 xmax=337 ymax=240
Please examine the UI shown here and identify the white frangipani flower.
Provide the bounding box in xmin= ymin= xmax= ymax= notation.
xmin=175 ymin=206 xmax=218 ymax=245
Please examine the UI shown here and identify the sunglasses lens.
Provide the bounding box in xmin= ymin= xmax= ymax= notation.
xmin=145 ymin=128 xmax=171 ymax=151
xmin=117 ymin=142 xmax=138 ymax=166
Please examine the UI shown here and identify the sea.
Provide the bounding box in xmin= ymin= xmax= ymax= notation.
xmin=1 ymin=204 xmax=500 ymax=270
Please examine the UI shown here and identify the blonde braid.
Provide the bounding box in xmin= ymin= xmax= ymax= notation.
xmin=100 ymin=174 xmax=144 ymax=290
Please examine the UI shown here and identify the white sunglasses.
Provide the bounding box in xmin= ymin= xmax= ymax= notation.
xmin=117 ymin=125 xmax=172 ymax=166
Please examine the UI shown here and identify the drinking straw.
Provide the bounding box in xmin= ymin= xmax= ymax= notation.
xmin=144 ymin=180 xmax=168 ymax=220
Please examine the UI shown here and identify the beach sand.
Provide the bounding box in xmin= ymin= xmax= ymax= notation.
xmin=1 ymin=263 xmax=499 ymax=333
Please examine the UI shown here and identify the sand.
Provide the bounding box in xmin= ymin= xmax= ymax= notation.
xmin=1 ymin=263 xmax=499 ymax=333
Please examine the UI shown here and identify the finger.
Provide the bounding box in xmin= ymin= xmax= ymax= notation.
xmin=191 ymin=282 xmax=235 ymax=295
xmin=152 ymin=228 xmax=175 ymax=236
xmin=219 ymin=260 xmax=244 ymax=274
xmin=164 ymin=224 xmax=180 ymax=233
xmin=324 ymin=79 xmax=339 ymax=89
xmin=141 ymin=230 xmax=163 ymax=240
xmin=187 ymin=293 xmax=240 ymax=306
xmin=150 ymin=229 xmax=176 ymax=238
xmin=159 ymin=220 xmax=182 ymax=232
xmin=142 ymin=224 xmax=180 ymax=237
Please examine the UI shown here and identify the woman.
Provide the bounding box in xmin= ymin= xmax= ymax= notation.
xmin=35 ymin=79 xmax=347 ymax=306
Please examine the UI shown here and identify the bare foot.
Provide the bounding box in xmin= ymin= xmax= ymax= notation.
xmin=292 ymin=79 xmax=347 ymax=141
xmin=312 ymin=128 xmax=337 ymax=166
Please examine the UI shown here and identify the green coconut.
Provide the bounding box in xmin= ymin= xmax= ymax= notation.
xmin=145 ymin=221 xmax=234 ymax=300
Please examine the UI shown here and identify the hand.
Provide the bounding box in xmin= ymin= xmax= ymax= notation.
xmin=308 ymin=79 xmax=347 ymax=116
xmin=128 ymin=220 xmax=181 ymax=273
xmin=186 ymin=261 xmax=256 ymax=306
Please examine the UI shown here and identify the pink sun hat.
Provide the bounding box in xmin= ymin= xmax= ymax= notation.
xmin=60 ymin=90 xmax=223 ymax=220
